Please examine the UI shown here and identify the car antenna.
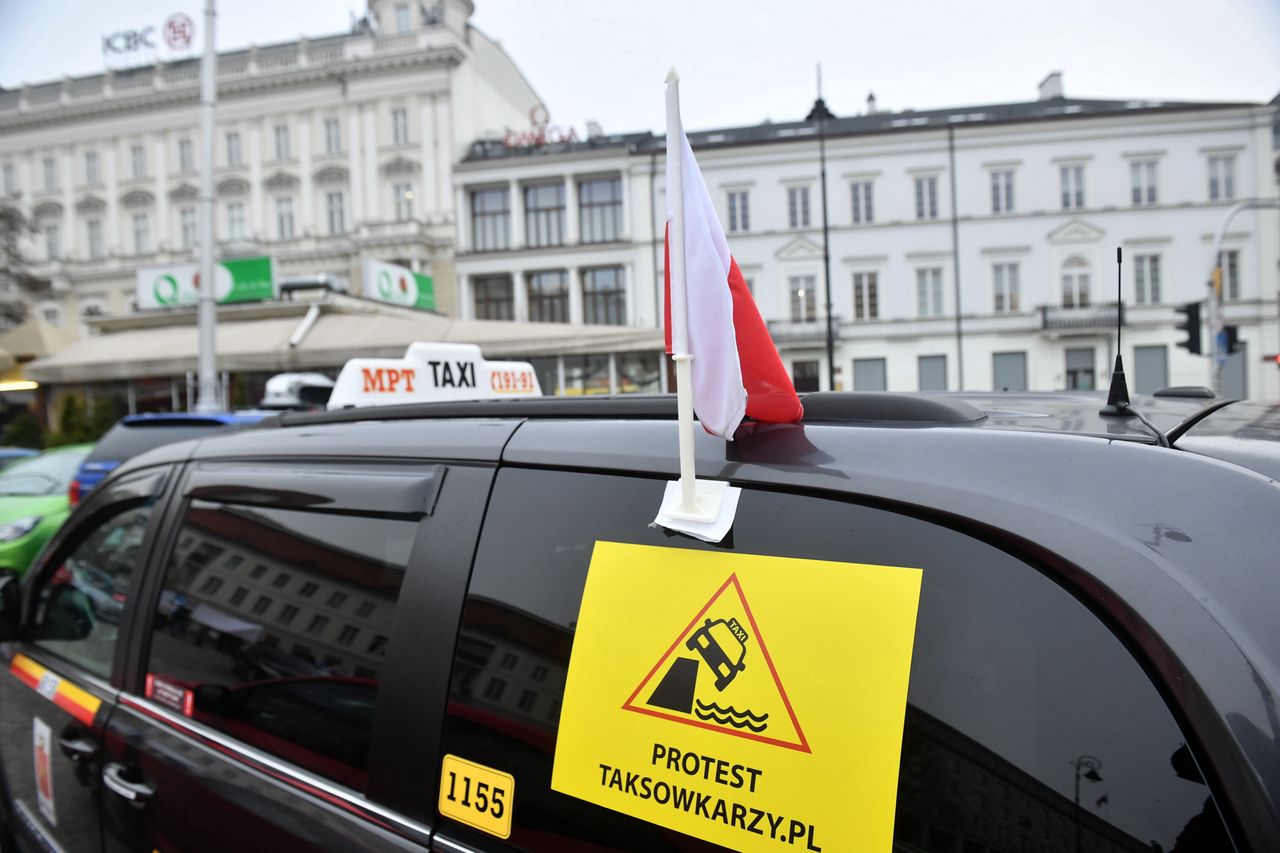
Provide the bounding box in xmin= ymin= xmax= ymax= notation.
xmin=1099 ymin=248 xmax=1171 ymax=446
xmin=1099 ymin=247 xmax=1132 ymax=417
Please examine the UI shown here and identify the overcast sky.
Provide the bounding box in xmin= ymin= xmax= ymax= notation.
xmin=1 ymin=0 xmax=1277 ymax=136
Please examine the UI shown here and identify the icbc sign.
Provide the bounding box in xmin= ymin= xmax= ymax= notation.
xmin=164 ymin=13 xmax=195 ymax=50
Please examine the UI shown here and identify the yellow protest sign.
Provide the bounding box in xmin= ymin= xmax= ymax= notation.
xmin=551 ymin=542 xmax=922 ymax=852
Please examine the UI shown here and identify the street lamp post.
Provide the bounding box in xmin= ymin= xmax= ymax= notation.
xmin=806 ymin=71 xmax=836 ymax=391
xmin=1071 ymin=754 xmax=1103 ymax=853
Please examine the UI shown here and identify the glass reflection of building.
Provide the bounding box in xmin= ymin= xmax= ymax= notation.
xmin=163 ymin=505 xmax=401 ymax=677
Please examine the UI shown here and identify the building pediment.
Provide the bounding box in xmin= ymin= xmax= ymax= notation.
xmin=1046 ymin=217 xmax=1104 ymax=244
xmin=75 ymin=195 xmax=106 ymax=214
xmin=314 ymin=165 xmax=349 ymax=185
xmin=32 ymin=200 xmax=63 ymax=219
xmin=775 ymin=235 xmax=823 ymax=261
xmin=169 ymin=183 xmax=199 ymax=201
xmin=120 ymin=189 xmax=154 ymax=207
xmin=217 ymin=176 xmax=251 ymax=196
xmin=264 ymin=170 xmax=299 ymax=190
xmin=381 ymin=156 xmax=420 ymax=176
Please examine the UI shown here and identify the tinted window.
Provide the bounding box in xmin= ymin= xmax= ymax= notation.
xmin=30 ymin=500 xmax=156 ymax=678
xmin=87 ymin=423 xmax=231 ymax=463
xmin=0 ymin=449 xmax=88 ymax=495
xmin=143 ymin=500 xmax=416 ymax=793
xmin=439 ymin=468 xmax=1229 ymax=851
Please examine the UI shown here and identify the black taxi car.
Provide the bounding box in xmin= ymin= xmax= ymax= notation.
xmin=0 ymin=389 xmax=1276 ymax=853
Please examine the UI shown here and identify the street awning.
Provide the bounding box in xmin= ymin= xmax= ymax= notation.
xmin=25 ymin=300 xmax=663 ymax=383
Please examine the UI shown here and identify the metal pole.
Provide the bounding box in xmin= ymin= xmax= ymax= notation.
xmin=818 ymin=109 xmax=833 ymax=391
xmin=195 ymin=0 xmax=219 ymax=412
xmin=1206 ymin=199 xmax=1280 ymax=396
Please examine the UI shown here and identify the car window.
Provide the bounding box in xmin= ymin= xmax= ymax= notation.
xmin=0 ymin=450 xmax=88 ymax=495
xmin=29 ymin=499 xmax=157 ymax=678
xmin=141 ymin=499 xmax=416 ymax=793
xmin=438 ymin=468 xmax=1231 ymax=852
xmin=86 ymin=424 xmax=227 ymax=463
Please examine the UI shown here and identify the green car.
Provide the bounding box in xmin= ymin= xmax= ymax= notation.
xmin=0 ymin=444 xmax=91 ymax=574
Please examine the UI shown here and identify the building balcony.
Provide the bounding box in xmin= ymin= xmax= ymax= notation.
xmin=766 ymin=317 xmax=841 ymax=345
xmin=1039 ymin=301 xmax=1123 ymax=332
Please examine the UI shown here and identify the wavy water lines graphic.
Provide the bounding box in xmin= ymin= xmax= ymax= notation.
xmin=693 ymin=700 xmax=769 ymax=732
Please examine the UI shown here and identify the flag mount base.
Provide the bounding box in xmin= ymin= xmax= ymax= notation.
xmin=651 ymin=478 xmax=741 ymax=543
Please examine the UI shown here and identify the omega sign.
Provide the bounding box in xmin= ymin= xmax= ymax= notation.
xmin=103 ymin=13 xmax=195 ymax=64
xmin=503 ymin=105 xmax=581 ymax=149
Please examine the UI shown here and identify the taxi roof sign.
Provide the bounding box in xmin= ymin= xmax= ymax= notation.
xmin=327 ymin=343 xmax=541 ymax=409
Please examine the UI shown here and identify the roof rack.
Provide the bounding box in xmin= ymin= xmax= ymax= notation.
xmin=268 ymin=392 xmax=987 ymax=429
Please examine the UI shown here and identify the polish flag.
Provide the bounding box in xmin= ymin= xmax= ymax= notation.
xmin=665 ymin=132 xmax=803 ymax=438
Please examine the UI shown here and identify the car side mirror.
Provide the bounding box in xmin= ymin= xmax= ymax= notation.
xmin=0 ymin=570 xmax=21 ymax=641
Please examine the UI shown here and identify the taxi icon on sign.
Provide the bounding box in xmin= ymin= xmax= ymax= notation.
xmin=685 ymin=617 xmax=747 ymax=691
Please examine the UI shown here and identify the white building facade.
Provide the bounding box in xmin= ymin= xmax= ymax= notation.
xmin=456 ymin=79 xmax=1280 ymax=399
xmin=0 ymin=0 xmax=538 ymax=332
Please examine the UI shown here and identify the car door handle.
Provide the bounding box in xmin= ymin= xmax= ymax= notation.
xmin=102 ymin=762 xmax=155 ymax=807
xmin=57 ymin=733 xmax=97 ymax=764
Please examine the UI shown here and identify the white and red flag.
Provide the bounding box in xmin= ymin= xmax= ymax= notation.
xmin=664 ymin=131 xmax=802 ymax=438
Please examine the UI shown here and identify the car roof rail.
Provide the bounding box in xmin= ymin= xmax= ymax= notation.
xmin=799 ymin=392 xmax=986 ymax=423
xmin=1154 ymin=386 xmax=1215 ymax=399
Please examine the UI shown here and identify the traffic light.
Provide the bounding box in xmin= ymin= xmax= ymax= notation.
xmin=1175 ymin=301 xmax=1203 ymax=355
xmin=1224 ymin=325 xmax=1241 ymax=356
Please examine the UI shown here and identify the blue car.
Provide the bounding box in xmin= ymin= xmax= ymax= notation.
xmin=70 ymin=412 xmax=267 ymax=506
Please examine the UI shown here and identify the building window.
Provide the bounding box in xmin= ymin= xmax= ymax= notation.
xmin=518 ymin=690 xmax=537 ymax=713
xmin=393 ymin=183 xmax=413 ymax=221
xmin=274 ymin=125 xmax=290 ymax=160
xmin=527 ymin=270 xmax=569 ymax=322
xmin=178 ymin=138 xmax=194 ymax=172
xmin=391 ymin=108 xmax=409 ymax=145
xmin=180 ymin=207 xmax=197 ymax=249
xmin=252 ymin=595 xmax=272 ymax=615
xmin=86 ymin=219 xmax=103 ymax=259
xmin=39 ymin=303 xmax=62 ymax=326
xmin=853 ymin=358 xmax=888 ymax=391
xmin=993 ymin=262 xmax=1020 ymax=313
xmin=356 ymin=601 xmax=375 ymax=618
xmin=306 ymin=615 xmax=329 ymax=635
xmin=531 ymin=664 xmax=548 ymax=682
xmin=42 ymin=158 xmax=56 ymax=191
xmin=395 ymin=2 xmax=411 ymax=33
xmin=1061 ymin=256 xmax=1090 ymax=308
xmin=1065 ymin=347 xmax=1096 ymax=391
xmin=915 ymin=176 xmax=939 ymax=220
xmin=130 ymin=144 xmax=146 ymax=178
xmin=278 ymin=604 xmax=299 ymax=626
xmin=473 ymin=274 xmax=514 ymax=320
xmin=470 ymin=188 xmax=510 ymax=251
xmin=918 ymin=355 xmax=947 ymax=391
xmin=43 ymin=222 xmax=60 ymax=260
xmin=299 ymin=581 xmax=318 ymax=598
xmin=276 ymin=197 xmax=294 ymax=240
xmin=484 ymin=678 xmax=507 ymax=701
xmin=227 ymin=202 xmax=245 ymax=241
xmin=1208 ymin=155 xmax=1235 ymax=201
xmin=917 ymin=267 xmax=944 ymax=317
xmin=524 ymin=183 xmax=565 ymax=247
xmin=582 ymin=267 xmax=625 ymax=325
xmin=851 ymin=181 xmax=873 ymax=224
xmin=1060 ymin=165 xmax=1085 ymax=209
xmin=1134 ymin=254 xmax=1161 ymax=304
xmin=326 ymin=191 xmax=345 ymax=235
xmin=250 ymin=564 xmax=267 ymax=580
xmin=789 ymin=274 xmax=816 ymax=322
xmin=580 ymin=177 xmax=622 ymax=242
xmin=225 ymin=132 xmax=242 ymax=166
xmin=337 ymin=625 xmax=359 ymax=646
xmin=132 ymin=213 xmax=150 ymax=254
xmin=990 ymin=170 xmax=1014 ymax=214
xmin=852 ymin=271 xmax=878 ymax=321
xmin=1218 ymin=250 xmax=1240 ymax=300
xmin=787 ymin=186 xmax=810 ymax=228
xmin=1130 ymin=160 xmax=1157 ymax=206
xmin=324 ymin=118 xmax=342 ymax=155
xmin=2 ymin=163 xmax=13 ymax=195
xmin=229 ymin=586 xmax=248 ymax=606
xmin=84 ymin=150 xmax=99 ymax=185
xmin=328 ymin=591 xmax=347 ymax=609
xmin=271 ymin=572 xmax=291 ymax=589
xmin=500 ymin=652 xmax=518 ymax=670
xmin=727 ymin=190 xmax=750 ymax=233
xmin=792 ymin=360 xmax=820 ymax=392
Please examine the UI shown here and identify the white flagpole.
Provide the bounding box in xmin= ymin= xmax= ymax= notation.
xmin=664 ymin=69 xmax=700 ymax=515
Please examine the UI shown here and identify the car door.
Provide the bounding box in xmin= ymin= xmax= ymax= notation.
xmin=0 ymin=466 xmax=170 ymax=853
xmin=428 ymin=466 xmax=1239 ymax=852
xmin=98 ymin=459 xmax=494 ymax=853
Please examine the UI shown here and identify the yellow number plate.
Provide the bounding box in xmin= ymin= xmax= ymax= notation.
xmin=439 ymin=754 xmax=514 ymax=839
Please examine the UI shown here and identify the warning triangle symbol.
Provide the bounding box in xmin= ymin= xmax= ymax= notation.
xmin=622 ymin=573 xmax=809 ymax=753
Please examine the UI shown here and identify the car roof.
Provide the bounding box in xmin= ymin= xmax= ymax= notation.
xmin=119 ymin=411 xmax=267 ymax=427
